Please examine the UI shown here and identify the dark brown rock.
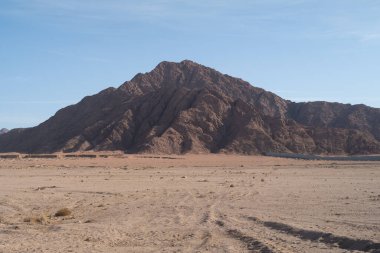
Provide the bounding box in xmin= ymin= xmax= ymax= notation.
xmin=0 ymin=60 xmax=379 ymax=155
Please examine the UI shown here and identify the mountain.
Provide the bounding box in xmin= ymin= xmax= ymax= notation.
xmin=0 ymin=128 xmax=9 ymax=135
xmin=0 ymin=60 xmax=379 ymax=155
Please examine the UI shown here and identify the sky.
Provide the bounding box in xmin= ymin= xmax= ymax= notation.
xmin=1 ymin=0 xmax=380 ymax=129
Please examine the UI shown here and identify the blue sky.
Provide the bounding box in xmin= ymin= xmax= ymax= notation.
xmin=1 ymin=0 xmax=379 ymax=129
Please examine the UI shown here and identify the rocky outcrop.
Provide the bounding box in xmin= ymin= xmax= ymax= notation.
xmin=0 ymin=128 xmax=9 ymax=135
xmin=0 ymin=60 xmax=379 ymax=155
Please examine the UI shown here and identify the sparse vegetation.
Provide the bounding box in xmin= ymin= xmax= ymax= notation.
xmin=23 ymin=215 xmax=49 ymax=224
xmin=54 ymin=208 xmax=72 ymax=217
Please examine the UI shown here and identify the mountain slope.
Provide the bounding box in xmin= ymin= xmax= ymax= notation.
xmin=0 ymin=60 xmax=379 ymax=155
xmin=0 ymin=128 xmax=9 ymax=135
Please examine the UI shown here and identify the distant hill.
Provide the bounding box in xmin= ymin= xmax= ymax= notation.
xmin=0 ymin=60 xmax=379 ymax=155
xmin=0 ymin=128 xmax=9 ymax=135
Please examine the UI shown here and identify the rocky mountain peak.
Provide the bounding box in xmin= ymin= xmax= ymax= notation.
xmin=121 ymin=60 xmax=226 ymax=92
xmin=0 ymin=60 xmax=379 ymax=155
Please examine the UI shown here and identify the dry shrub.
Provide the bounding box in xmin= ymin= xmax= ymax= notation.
xmin=54 ymin=208 xmax=72 ymax=217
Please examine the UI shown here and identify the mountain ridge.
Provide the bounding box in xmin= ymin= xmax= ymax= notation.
xmin=0 ymin=60 xmax=379 ymax=155
xmin=0 ymin=128 xmax=9 ymax=135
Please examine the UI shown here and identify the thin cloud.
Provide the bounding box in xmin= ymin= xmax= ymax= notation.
xmin=349 ymin=31 xmax=380 ymax=42
xmin=0 ymin=0 xmax=341 ymax=41
xmin=1 ymin=0 xmax=312 ymax=23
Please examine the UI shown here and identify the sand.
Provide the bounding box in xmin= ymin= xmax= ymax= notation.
xmin=0 ymin=154 xmax=379 ymax=252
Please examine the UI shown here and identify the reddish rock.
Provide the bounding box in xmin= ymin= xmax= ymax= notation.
xmin=0 ymin=60 xmax=379 ymax=155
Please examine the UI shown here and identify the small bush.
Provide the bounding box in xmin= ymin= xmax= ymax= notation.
xmin=55 ymin=208 xmax=71 ymax=217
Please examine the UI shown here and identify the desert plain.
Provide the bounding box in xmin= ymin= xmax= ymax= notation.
xmin=0 ymin=154 xmax=379 ymax=253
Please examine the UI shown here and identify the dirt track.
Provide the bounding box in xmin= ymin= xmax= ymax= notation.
xmin=0 ymin=155 xmax=379 ymax=252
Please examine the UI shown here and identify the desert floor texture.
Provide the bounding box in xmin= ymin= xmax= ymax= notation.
xmin=0 ymin=154 xmax=379 ymax=253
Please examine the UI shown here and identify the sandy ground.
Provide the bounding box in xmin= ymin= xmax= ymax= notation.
xmin=0 ymin=154 xmax=379 ymax=253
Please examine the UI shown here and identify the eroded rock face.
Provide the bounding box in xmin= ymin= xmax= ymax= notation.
xmin=0 ymin=60 xmax=379 ymax=155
